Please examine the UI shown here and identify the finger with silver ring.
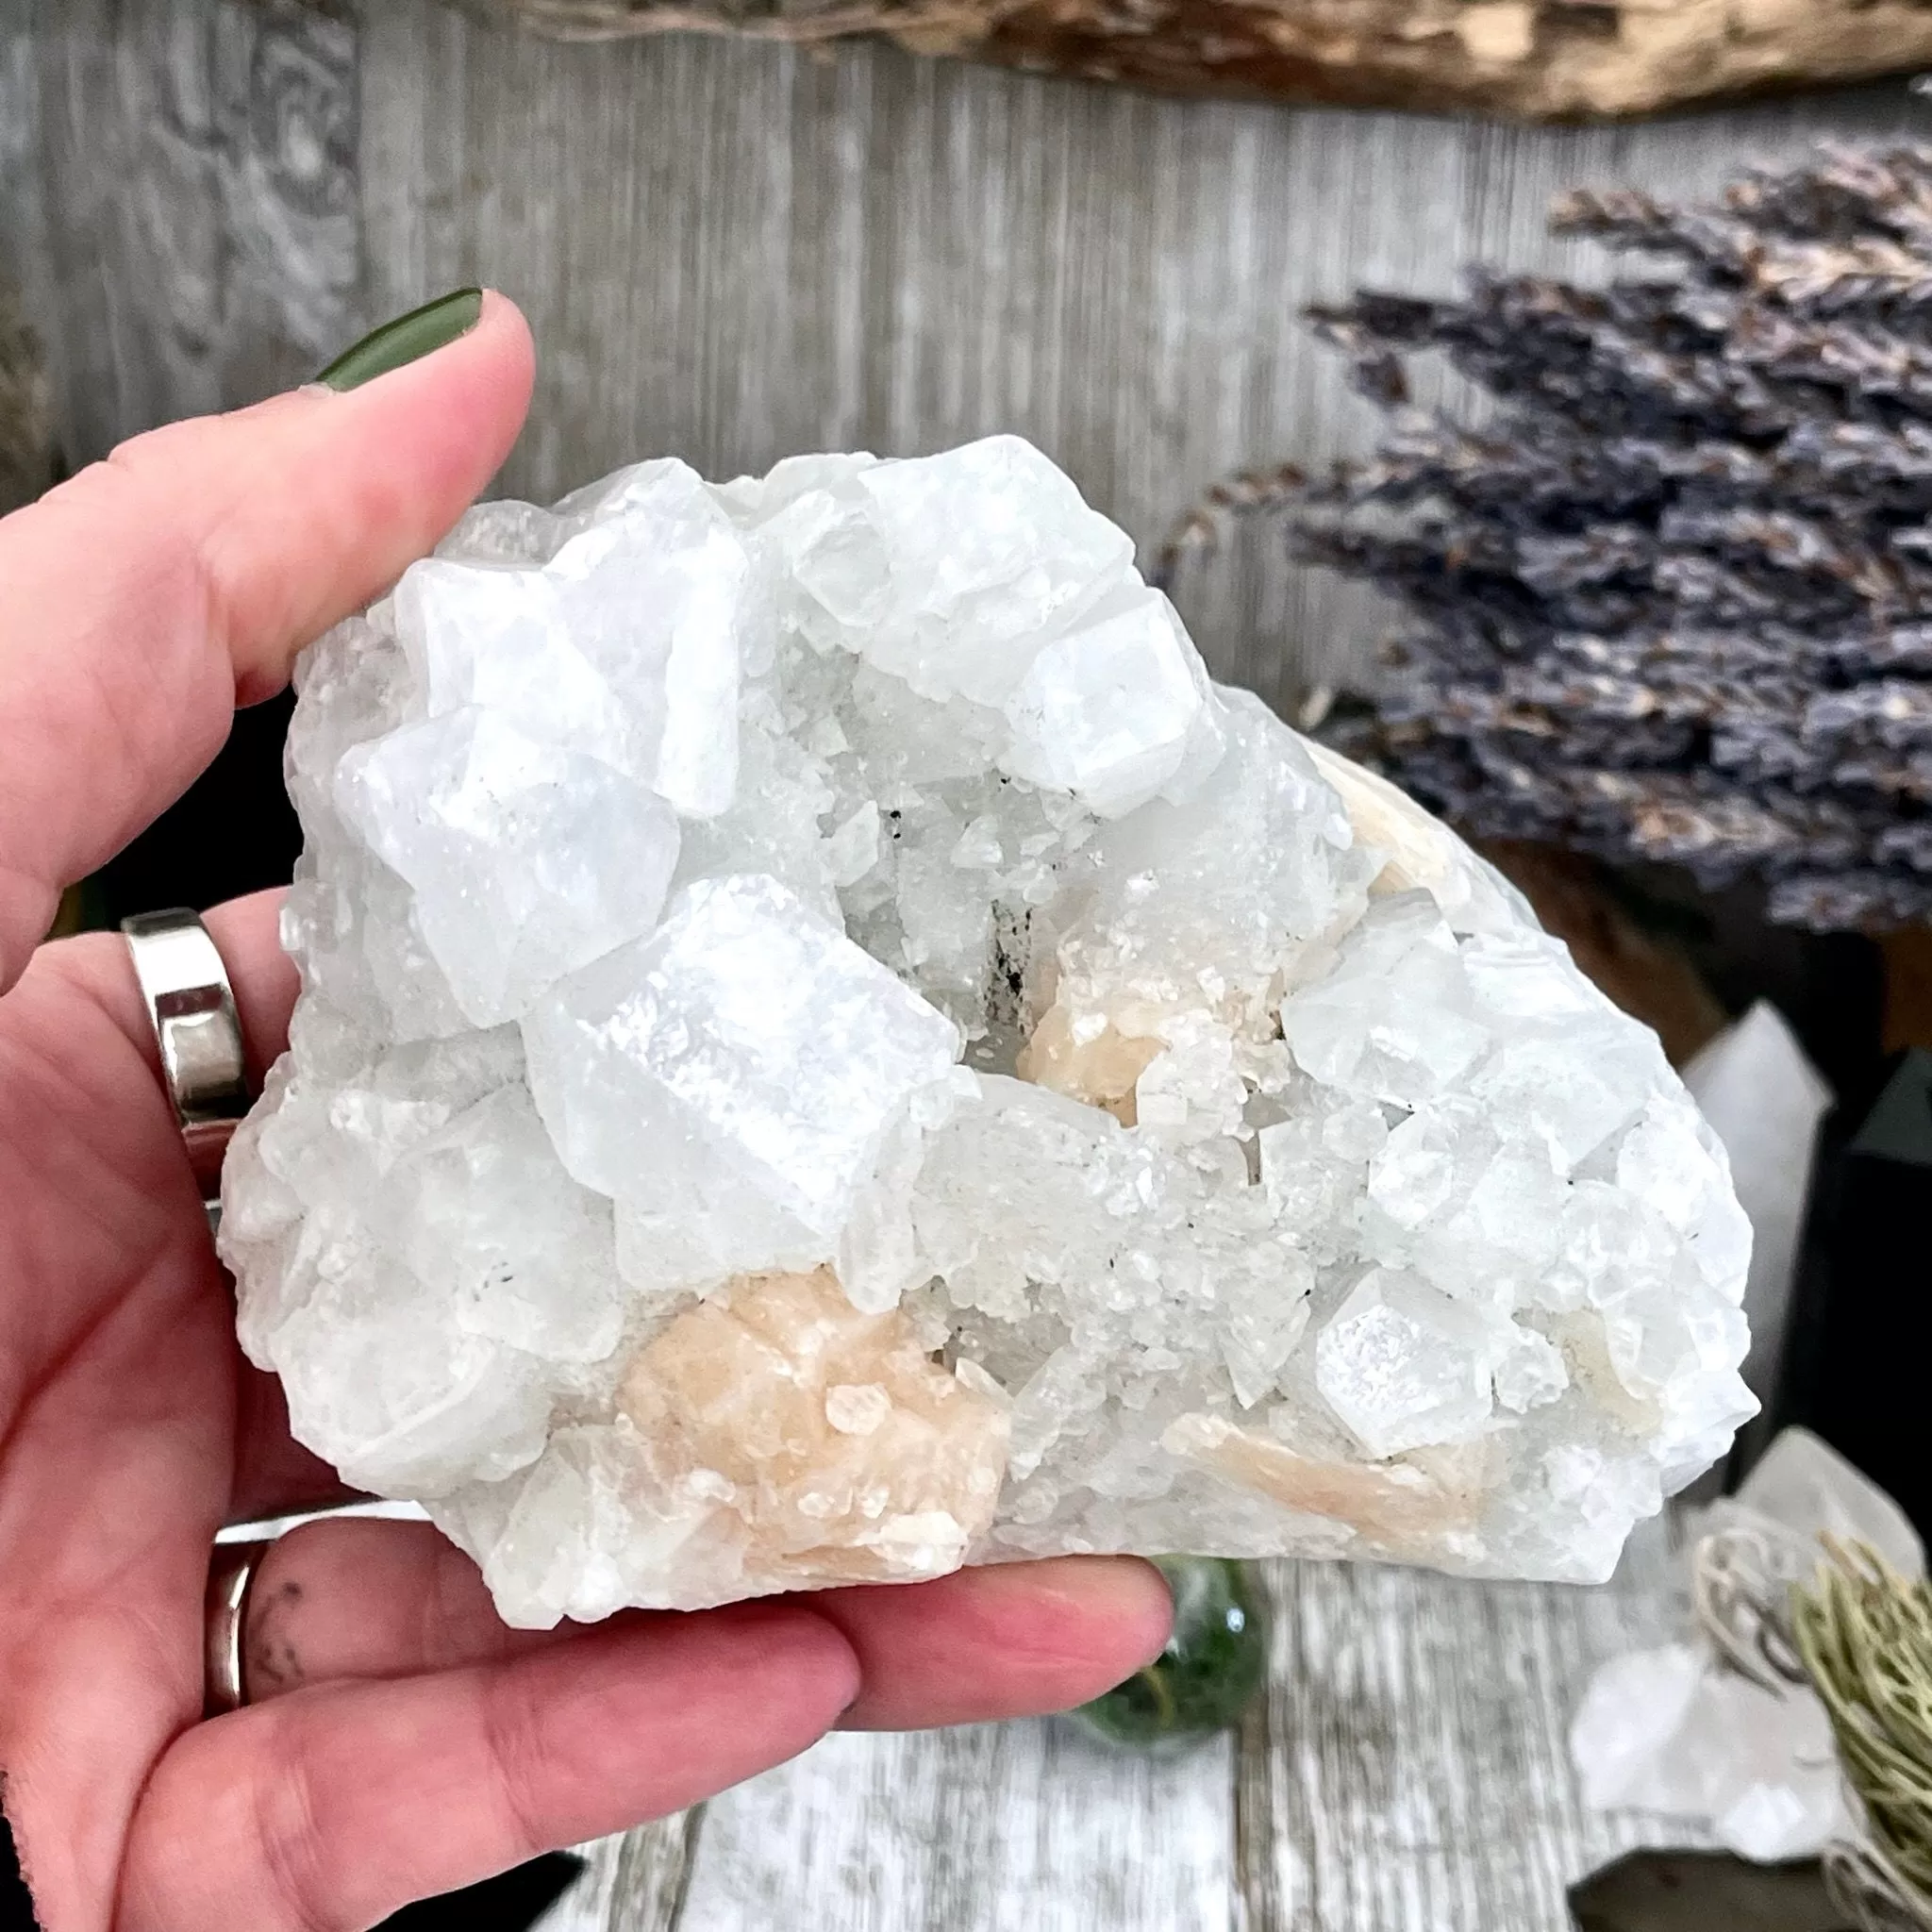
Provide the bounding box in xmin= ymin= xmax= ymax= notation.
xmin=220 ymin=1515 xmax=1171 ymax=1734
xmin=231 ymin=1518 xmax=559 ymax=1704
xmin=122 ymin=908 xmax=253 ymax=1224
xmin=205 ymin=1539 xmax=273 ymax=1716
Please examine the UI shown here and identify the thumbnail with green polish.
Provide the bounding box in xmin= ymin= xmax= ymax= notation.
xmin=316 ymin=288 xmax=484 ymax=392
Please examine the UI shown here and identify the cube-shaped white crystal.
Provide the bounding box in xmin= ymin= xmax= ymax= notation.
xmin=396 ymin=459 xmax=752 ymax=816
xmin=336 ymin=707 xmax=679 ymax=1028
xmin=521 ymin=874 xmax=961 ymax=1287
xmin=378 ymin=1086 xmax=625 ymax=1364
xmin=1000 ymin=586 xmax=1214 ymax=818
xmin=851 ymin=435 xmax=1137 ymax=706
xmin=1283 ymin=892 xmax=1491 ymax=1108
xmin=1315 ymin=1269 xmax=1507 ymax=1457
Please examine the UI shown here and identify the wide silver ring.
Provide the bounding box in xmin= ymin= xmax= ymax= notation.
xmin=204 ymin=1540 xmax=270 ymax=1715
xmin=122 ymin=908 xmax=251 ymax=1223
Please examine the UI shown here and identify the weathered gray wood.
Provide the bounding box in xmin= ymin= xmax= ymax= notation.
xmin=12 ymin=1 xmax=1925 ymax=712
xmin=347 ymin=12 xmax=1924 ymax=711
xmin=1237 ymin=1519 xmax=1704 ymax=1932
xmin=676 ymin=1709 xmax=1238 ymax=1932
xmin=544 ymin=1812 xmax=705 ymax=1932
xmin=568 ymin=1521 xmax=1696 ymax=1932
xmin=0 ymin=0 xmax=54 ymax=479
xmin=0 ymin=8 xmax=37 ymax=271
xmin=544 ymin=1528 xmax=1704 ymax=1932
xmin=12 ymin=0 xmax=365 ymax=462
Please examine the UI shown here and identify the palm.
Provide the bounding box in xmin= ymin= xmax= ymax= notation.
xmin=0 ymin=931 xmax=243 ymax=1916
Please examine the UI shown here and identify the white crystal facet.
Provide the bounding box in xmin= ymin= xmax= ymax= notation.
xmin=1684 ymin=1004 xmax=1831 ymax=1417
xmin=523 ymin=874 xmax=961 ymax=1299
xmin=337 ymin=707 xmax=680 ymax=1028
xmin=1315 ymin=1270 xmax=1503 ymax=1457
xmin=225 ymin=436 xmax=1756 ymax=1624
xmin=397 ymin=459 xmax=752 ymax=814
xmin=1726 ymin=1424 xmax=1924 ymax=1581
xmin=999 ymin=587 xmax=1216 ymax=817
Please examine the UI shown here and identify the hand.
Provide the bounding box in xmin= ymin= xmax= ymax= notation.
xmin=0 ymin=292 xmax=1172 ymax=1932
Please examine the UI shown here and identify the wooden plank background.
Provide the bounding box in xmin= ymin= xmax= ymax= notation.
xmin=3 ymin=0 xmax=1924 ymax=714
xmin=0 ymin=4 xmax=1884 ymax=1924
xmin=542 ymin=1521 xmax=1704 ymax=1932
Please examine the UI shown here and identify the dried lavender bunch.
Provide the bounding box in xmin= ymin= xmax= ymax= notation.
xmin=1185 ymin=143 xmax=1932 ymax=931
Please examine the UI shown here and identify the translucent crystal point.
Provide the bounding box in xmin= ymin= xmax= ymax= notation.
xmin=1570 ymin=1429 xmax=1907 ymax=1865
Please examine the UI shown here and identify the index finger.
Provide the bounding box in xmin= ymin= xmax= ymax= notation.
xmin=0 ymin=290 xmax=535 ymax=991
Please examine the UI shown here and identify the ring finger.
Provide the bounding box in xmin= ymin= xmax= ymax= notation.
xmin=236 ymin=1518 xmax=1171 ymax=1729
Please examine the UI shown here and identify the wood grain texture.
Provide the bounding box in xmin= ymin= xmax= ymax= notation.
xmin=350 ymin=7 xmax=1924 ymax=710
xmin=545 ymin=1812 xmax=706 ymax=1931
xmin=0 ymin=1 xmax=54 ymax=465
xmin=1237 ymin=1519 xmax=1704 ymax=1932
xmin=0 ymin=0 xmax=52 ymax=511
xmin=534 ymin=1522 xmax=1700 ymax=1932
xmin=12 ymin=0 xmax=1927 ymax=709
xmin=0 ymin=281 xmax=52 ymax=513
xmin=9 ymin=0 xmax=365 ymax=461
xmin=678 ymin=1707 xmax=1238 ymax=1931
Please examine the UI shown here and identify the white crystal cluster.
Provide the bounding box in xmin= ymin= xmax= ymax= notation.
xmin=222 ymin=436 xmax=1757 ymax=1627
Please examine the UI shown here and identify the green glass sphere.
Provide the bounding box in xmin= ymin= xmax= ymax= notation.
xmin=1071 ymin=1557 xmax=1269 ymax=1753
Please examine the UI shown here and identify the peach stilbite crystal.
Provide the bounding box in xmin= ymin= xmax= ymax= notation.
xmin=612 ymin=1267 xmax=1009 ymax=1601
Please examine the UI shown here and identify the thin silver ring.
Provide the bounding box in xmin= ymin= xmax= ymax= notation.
xmin=122 ymin=908 xmax=251 ymax=1224
xmin=204 ymin=1540 xmax=270 ymax=1715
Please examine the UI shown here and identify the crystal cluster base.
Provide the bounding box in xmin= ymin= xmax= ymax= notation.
xmin=221 ymin=438 xmax=1756 ymax=1626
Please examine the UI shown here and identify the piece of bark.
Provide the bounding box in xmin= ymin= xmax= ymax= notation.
xmin=1567 ymin=1850 xmax=1848 ymax=1932
xmin=469 ymin=0 xmax=1932 ymax=122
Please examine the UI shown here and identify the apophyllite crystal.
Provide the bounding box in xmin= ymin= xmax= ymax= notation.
xmin=220 ymin=436 xmax=1757 ymax=1627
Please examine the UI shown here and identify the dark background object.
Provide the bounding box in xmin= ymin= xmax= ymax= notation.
xmin=1567 ymin=1849 xmax=1849 ymax=1932
xmin=376 ymin=1852 xmax=586 ymax=1930
xmin=1474 ymin=826 xmax=1889 ymax=1097
xmin=0 ymin=1827 xmax=583 ymax=1932
xmin=1773 ymin=1048 xmax=1932 ymax=1537
xmin=0 ymin=1806 xmax=37 ymax=1932
xmin=1074 ymin=1556 xmax=1268 ymax=1751
xmin=1587 ymin=862 xmax=1887 ymax=1107
xmin=90 ymin=695 xmax=303 ymax=929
